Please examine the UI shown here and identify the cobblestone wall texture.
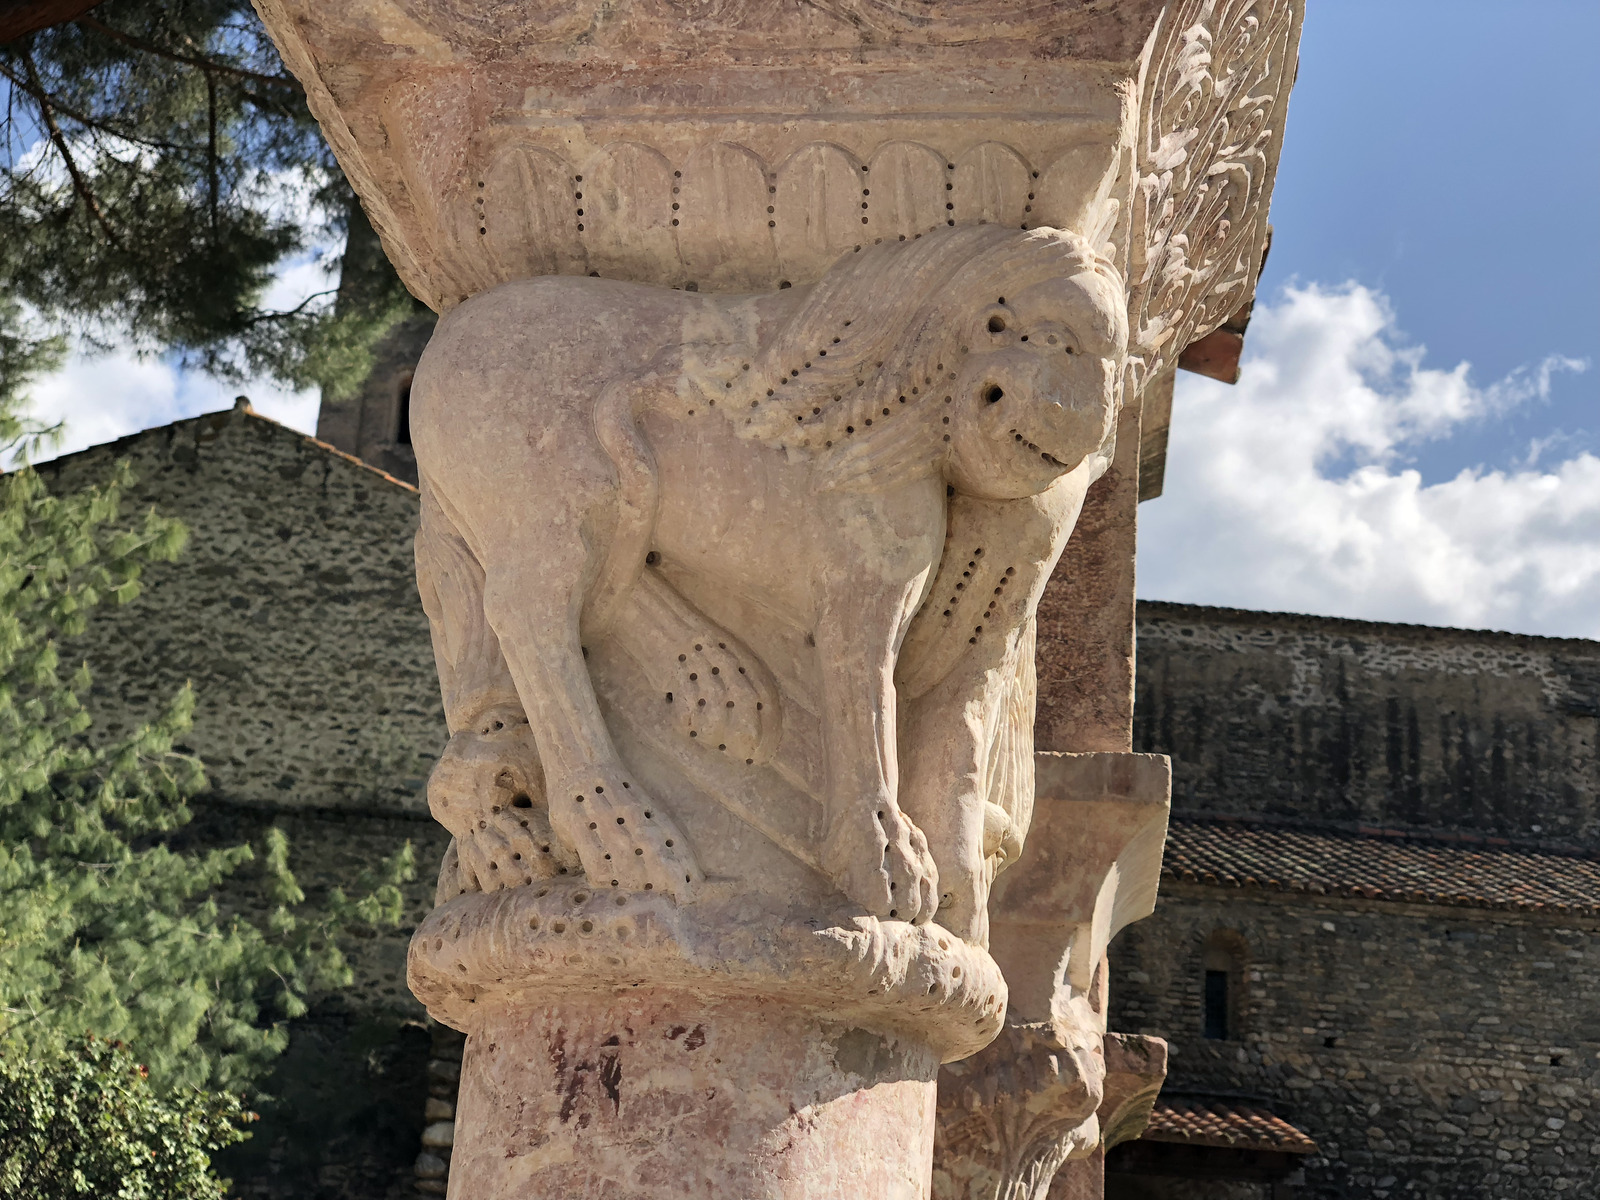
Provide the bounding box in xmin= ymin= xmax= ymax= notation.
xmin=37 ymin=413 xmax=1600 ymax=1198
xmin=1110 ymin=886 xmax=1600 ymax=1199
xmin=40 ymin=404 xmax=445 ymax=816
xmin=39 ymin=409 xmax=449 ymax=1198
xmin=1134 ymin=602 xmax=1600 ymax=848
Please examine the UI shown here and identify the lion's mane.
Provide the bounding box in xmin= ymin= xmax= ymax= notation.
xmin=691 ymin=226 xmax=1120 ymax=466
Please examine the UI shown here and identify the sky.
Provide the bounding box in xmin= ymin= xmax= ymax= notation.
xmin=1136 ymin=0 xmax=1599 ymax=639
xmin=14 ymin=2 xmax=1600 ymax=639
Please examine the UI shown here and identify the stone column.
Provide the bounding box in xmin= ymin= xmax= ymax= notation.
xmin=933 ymin=752 xmax=1171 ymax=1199
xmin=250 ymin=1 xmax=1302 ymax=1195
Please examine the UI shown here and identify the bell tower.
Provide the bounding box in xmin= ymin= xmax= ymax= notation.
xmin=313 ymin=313 xmax=432 ymax=486
xmin=314 ymin=204 xmax=434 ymax=485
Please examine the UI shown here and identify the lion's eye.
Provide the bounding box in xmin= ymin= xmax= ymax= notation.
xmin=987 ymin=315 xmax=1007 ymax=333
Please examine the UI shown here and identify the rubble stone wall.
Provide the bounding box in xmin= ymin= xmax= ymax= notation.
xmin=1110 ymin=884 xmax=1600 ymax=1199
xmin=1133 ymin=601 xmax=1600 ymax=847
xmin=37 ymin=413 xmax=1600 ymax=1198
xmin=40 ymin=405 xmax=444 ymax=817
xmin=39 ymin=410 xmax=448 ymax=1198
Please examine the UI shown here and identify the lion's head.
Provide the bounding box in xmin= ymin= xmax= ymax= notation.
xmin=702 ymin=225 xmax=1127 ymax=499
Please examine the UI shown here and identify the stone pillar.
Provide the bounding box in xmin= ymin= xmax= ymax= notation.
xmin=250 ymin=2 xmax=1302 ymax=1195
xmin=933 ymin=752 xmax=1171 ymax=1199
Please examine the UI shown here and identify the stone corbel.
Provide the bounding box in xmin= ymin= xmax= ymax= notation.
xmin=934 ymin=752 xmax=1171 ymax=1200
xmin=1047 ymin=1033 xmax=1170 ymax=1199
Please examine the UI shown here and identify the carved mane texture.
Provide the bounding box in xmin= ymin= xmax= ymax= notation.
xmin=689 ymin=226 xmax=1118 ymax=489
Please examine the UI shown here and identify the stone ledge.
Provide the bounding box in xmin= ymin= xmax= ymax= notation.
xmin=409 ymin=879 xmax=1006 ymax=1062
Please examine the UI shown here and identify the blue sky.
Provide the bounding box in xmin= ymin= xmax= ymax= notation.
xmin=1261 ymin=0 xmax=1598 ymax=481
xmin=1137 ymin=1 xmax=1599 ymax=638
xmin=15 ymin=2 xmax=1600 ymax=638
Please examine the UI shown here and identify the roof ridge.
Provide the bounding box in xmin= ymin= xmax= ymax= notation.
xmin=1135 ymin=597 xmax=1599 ymax=650
xmin=1167 ymin=814 xmax=1600 ymax=862
xmin=1140 ymin=1094 xmax=1318 ymax=1154
xmin=30 ymin=401 xmax=419 ymax=494
xmin=1162 ymin=820 xmax=1600 ymax=916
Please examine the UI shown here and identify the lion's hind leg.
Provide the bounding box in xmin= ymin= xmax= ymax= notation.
xmin=610 ymin=569 xmax=782 ymax=767
xmin=418 ymin=488 xmax=579 ymax=899
xmin=478 ymin=531 xmax=704 ymax=899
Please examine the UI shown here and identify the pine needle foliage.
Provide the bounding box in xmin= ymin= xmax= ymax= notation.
xmin=0 ymin=0 xmax=417 ymax=400
xmin=0 ymin=1034 xmax=252 ymax=1200
xmin=0 ymin=360 xmax=417 ymax=1093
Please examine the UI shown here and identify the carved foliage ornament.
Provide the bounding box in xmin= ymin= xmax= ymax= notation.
xmin=1126 ymin=0 xmax=1301 ymax=381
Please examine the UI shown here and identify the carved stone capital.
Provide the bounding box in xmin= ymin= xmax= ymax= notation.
xmin=251 ymin=2 xmax=1300 ymax=1194
xmin=936 ymin=1020 xmax=1104 ymax=1200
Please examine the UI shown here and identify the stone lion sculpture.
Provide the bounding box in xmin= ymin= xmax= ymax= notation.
xmin=412 ymin=224 xmax=1127 ymax=943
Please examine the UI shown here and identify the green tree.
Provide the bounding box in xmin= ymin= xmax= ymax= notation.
xmin=0 ymin=333 xmax=416 ymax=1094
xmin=0 ymin=1035 xmax=252 ymax=1200
xmin=0 ymin=0 xmax=416 ymax=402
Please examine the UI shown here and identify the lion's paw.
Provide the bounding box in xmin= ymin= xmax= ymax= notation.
xmin=823 ymin=803 xmax=939 ymax=925
xmin=428 ymin=705 xmax=580 ymax=894
xmin=549 ymin=764 xmax=702 ymax=901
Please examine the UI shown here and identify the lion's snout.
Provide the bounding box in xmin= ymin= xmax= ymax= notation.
xmin=978 ymin=358 xmax=1112 ymax=473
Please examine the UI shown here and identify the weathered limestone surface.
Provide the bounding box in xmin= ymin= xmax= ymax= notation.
xmin=249 ymin=0 xmax=1301 ymax=1193
xmin=934 ymin=753 xmax=1170 ymax=1199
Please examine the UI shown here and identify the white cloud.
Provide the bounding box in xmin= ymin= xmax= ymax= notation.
xmin=1138 ymin=283 xmax=1598 ymax=639
xmin=10 ymin=241 xmax=333 ymax=467
xmin=15 ymin=340 xmax=318 ymax=466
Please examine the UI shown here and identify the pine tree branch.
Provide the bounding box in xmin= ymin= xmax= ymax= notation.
xmin=242 ymin=287 xmax=337 ymax=324
xmin=19 ymin=47 xmax=118 ymax=245
xmin=0 ymin=62 xmax=200 ymax=155
xmin=0 ymin=0 xmax=103 ymax=45
xmin=74 ymin=14 xmax=296 ymax=88
xmin=205 ymin=69 xmax=219 ymax=232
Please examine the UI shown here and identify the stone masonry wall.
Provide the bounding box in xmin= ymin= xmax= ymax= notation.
xmin=1134 ymin=602 xmax=1600 ymax=847
xmin=36 ymin=413 xmax=1600 ymax=1198
xmin=39 ymin=403 xmax=444 ymax=817
xmin=1110 ymin=883 xmax=1600 ymax=1199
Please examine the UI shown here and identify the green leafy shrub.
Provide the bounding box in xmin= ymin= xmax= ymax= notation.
xmin=0 ymin=318 xmax=415 ymax=1095
xmin=0 ymin=1035 xmax=252 ymax=1200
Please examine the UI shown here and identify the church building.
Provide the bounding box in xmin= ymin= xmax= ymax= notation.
xmin=38 ymin=389 xmax=1598 ymax=1200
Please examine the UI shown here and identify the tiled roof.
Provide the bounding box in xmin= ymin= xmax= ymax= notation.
xmin=1142 ymin=1096 xmax=1317 ymax=1154
xmin=1163 ymin=820 xmax=1600 ymax=915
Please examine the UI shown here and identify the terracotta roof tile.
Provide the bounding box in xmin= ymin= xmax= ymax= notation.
xmin=1142 ymin=1096 xmax=1316 ymax=1154
xmin=1163 ymin=820 xmax=1600 ymax=915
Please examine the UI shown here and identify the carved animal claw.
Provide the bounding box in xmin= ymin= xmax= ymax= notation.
xmin=823 ymin=803 xmax=939 ymax=925
xmin=550 ymin=765 xmax=702 ymax=901
xmin=428 ymin=706 xmax=580 ymax=896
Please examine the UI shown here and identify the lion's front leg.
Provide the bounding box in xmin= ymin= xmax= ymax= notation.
xmin=814 ymin=573 xmax=939 ymax=924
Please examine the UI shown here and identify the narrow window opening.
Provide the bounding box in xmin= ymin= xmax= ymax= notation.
xmin=395 ymin=372 xmax=414 ymax=446
xmin=1202 ymin=929 xmax=1247 ymax=1042
xmin=1203 ymin=970 xmax=1229 ymax=1040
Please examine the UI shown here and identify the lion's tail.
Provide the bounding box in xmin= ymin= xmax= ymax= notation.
xmin=586 ymin=374 xmax=661 ymax=637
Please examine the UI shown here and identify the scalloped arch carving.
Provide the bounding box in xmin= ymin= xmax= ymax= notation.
xmin=431 ymin=134 xmax=1157 ymax=297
